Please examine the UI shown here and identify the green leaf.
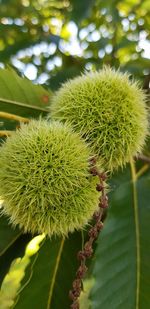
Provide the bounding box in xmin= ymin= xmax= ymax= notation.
xmin=0 ymin=193 xmax=30 ymax=286
xmin=0 ymin=215 xmax=21 ymax=257
xmin=14 ymin=232 xmax=83 ymax=309
xmin=48 ymin=66 xmax=83 ymax=90
xmin=0 ymin=68 xmax=51 ymax=128
xmin=141 ymin=0 xmax=150 ymax=10
xmin=0 ymin=231 xmax=32 ymax=286
xmin=116 ymin=37 xmax=136 ymax=50
xmin=70 ymin=0 xmax=95 ymax=23
xmin=90 ymin=163 xmax=150 ymax=308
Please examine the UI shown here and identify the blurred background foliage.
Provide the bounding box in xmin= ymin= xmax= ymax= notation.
xmin=0 ymin=1 xmax=150 ymax=308
xmin=0 ymin=0 xmax=150 ymax=91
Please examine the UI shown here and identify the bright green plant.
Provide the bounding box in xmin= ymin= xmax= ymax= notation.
xmin=50 ymin=67 xmax=148 ymax=171
xmin=0 ymin=68 xmax=150 ymax=309
xmin=0 ymin=119 xmax=100 ymax=237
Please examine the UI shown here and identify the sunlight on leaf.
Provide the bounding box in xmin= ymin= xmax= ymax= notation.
xmin=0 ymin=234 xmax=45 ymax=309
xmin=0 ymin=198 xmax=3 ymax=209
xmin=79 ymin=278 xmax=95 ymax=309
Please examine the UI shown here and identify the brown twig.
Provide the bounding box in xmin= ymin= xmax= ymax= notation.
xmin=0 ymin=130 xmax=13 ymax=137
xmin=69 ymin=159 xmax=108 ymax=309
xmin=0 ymin=112 xmax=29 ymax=123
xmin=134 ymin=154 xmax=150 ymax=164
xmin=0 ymin=112 xmax=30 ymax=138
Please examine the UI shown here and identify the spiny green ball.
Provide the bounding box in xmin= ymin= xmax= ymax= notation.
xmin=0 ymin=120 xmax=100 ymax=237
xmin=50 ymin=67 xmax=148 ymax=171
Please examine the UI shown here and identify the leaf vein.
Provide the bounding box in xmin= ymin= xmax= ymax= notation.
xmin=46 ymin=238 xmax=65 ymax=309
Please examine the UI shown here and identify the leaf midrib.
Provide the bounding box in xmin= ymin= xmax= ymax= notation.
xmin=0 ymin=232 xmax=22 ymax=257
xmin=46 ymin=238 xmax=65 ymax=309
xmin=130 ymin=159 xmax=140 ymax=309
xmin=0 ymin=97 xmax=49 ymax=112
